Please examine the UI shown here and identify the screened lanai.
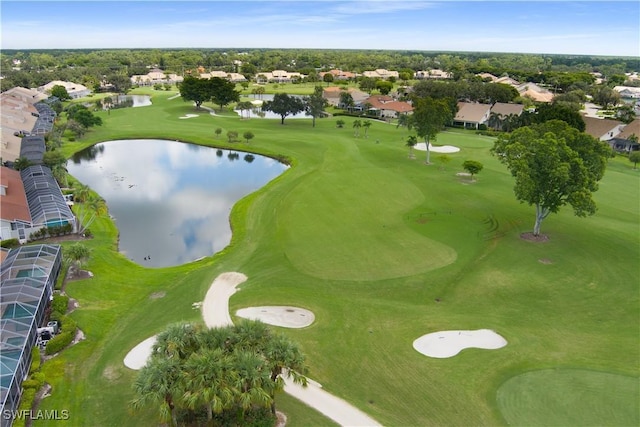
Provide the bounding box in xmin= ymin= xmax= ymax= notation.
xmin=20 ymin=165 xmax=75 ymax=229
xmin=0 ymin=244 xmax=62 ymax=426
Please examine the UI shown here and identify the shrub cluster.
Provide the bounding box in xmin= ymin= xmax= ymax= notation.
xmin=28 ymin=223 xmax=74 ymax=241
xmin=45 ymin=315 xmax=77 ymax=355
xmin=0 ymin=238 xmax=20 ymax=249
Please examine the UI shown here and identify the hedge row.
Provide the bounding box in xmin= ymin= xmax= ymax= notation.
xmin=45 ymin=315 xmax=78 ymax=355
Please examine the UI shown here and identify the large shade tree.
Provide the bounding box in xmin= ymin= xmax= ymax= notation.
xmin=210 ymin=77 xmax=240 ymax=112
xmin=492 ymin=120 xmax=611 ymax=236
xmin=178 ymin=75 xmax=213 ymax=110
xmin=408 ymin=96 xmax=455 ymax=164
xmin=304 ymin=85 xmax=328 ymax=127
xmin=261 ymin=93 xmax=305 ymax=125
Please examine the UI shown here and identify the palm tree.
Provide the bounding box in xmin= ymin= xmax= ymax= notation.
xmin=232 ymin=350 xmax=274 ymax=418
xmin=487 ymin=111 xmax=502 ymax=131
xmin=362 ymin=120 xmax=372 ymax=138
xmin=263 ymin=334 xmax=309 ymax=414
xmin=77 ymin=195 xmax=107 ymax=234
xmin=406 ymin=135 xmax=417 ymax=159
xmin=64 ymin=242 xmax=91 ymax=273
xmin=73 ymin=183 xmax=91 ymax=203
xmin=182 ymin=348 xmax=235 ymax=423
xmin=237 ymin=101 xmax=253 ymax=119
xmin=353 ymin=119 xmax=362 ymax=137
xmin=153 ymin=322 xmax=202 ymax=360
xmin=131 ymin=357 xmax=183 ymax=427
xmin=51 ymin=163 xmax=69 ymax=188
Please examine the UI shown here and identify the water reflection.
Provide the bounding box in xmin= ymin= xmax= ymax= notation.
xmin=67 ymin=139 xmax=287 ymax=267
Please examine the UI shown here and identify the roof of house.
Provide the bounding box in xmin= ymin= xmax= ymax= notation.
xmin=583 ymin=116 xmax=624 ymax=139
xmin=362 ymin=95 xmax=413 ymax=113
xmin=38 ymin=80 xmax=89 ymax=94
xmin=515 ymin=82 xmax=554 ymax=103
xmin=455 ymin=102 xmax=492 ymax=123
xmin=20 ymin=165 xmax=74 ymax=226
xmin=491 ymin=102 xmax=524 ymax=117
xmin=0 ymin=166 xmax=32 ymax=224
xmin=320 ymin=69 xmax=356 ymax=79
xmin=618 ymin=119 xmax=640 ymax=139
xmin=1 ymin=87 xmax=47 ymax=104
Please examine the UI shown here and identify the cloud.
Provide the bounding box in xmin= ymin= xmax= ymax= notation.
xmin=332 ymin=1 xmax=436 ymax=15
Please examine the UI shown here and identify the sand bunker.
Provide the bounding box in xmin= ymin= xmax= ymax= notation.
xmin=179 ymin=114 xmax=199 ymax=119
xmin=123 ymin=335 xmax=157 ymax=370
xmin=236 ymin=306 xmax=315 ymax=328
xmin=414 ymin=142 xmax=460 ymax=153
xmin=413 ymin=329 xmax=507 ymax=358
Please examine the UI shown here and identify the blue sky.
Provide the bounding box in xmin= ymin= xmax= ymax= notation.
xmin=2 ymin=1 xmax=639 ymax=56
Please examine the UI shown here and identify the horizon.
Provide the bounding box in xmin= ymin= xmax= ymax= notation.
xmin=2 ymin=1 xmax=639 ymax=57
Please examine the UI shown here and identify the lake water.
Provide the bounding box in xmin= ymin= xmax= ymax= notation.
xmin=67 ymin=139 xmax=287 ymax=267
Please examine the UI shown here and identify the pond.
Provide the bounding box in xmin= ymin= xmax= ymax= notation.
xmin=67 ymin=139 xmax=287 ymax=268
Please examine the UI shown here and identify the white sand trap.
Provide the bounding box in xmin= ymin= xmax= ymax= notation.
xmin=179 ymin=114 xmax=199 ymax=119
xmin=414 ymin=142 xmax=460 ymax=153
xmin=413 ymin=329 xmax=507 ymax=358
xmin=236 ymin=306 xmax=315 ymax=328
xmin=123 ymin=335 xmax=157 ymax=370
xmin=202 ymin=272 xmax=248 ymax=328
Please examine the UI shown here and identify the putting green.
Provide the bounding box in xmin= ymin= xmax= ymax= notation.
xmin=280 ymin=166 xmax=457 ymax=281
xmin=497 ymin=368 xmax=639 ymax=426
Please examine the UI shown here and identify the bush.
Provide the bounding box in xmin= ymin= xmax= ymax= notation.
xmin=30 ymin=347 xmax=41 ymax=373
xmin=51 ymin=294 xmax=69 ymax=315
xmin=45 ymin=330 xmax=75 ymax=355
xmin=22 ymin=372 xmax=45 ymax=390
xmin=0 ymin=238 xmax=20 ymax=249
xmin=14 ymin=388 xmax=36 ymax=427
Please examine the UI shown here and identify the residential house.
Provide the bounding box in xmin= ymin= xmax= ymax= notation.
xmin=415 ymin=69 xmax=451 ymax=80
xmin=488 ymin=102 xmax=524 ymax=130
xmin=37 ymin=80 xmax=90 ymax=99
xmin=200 ymin=71 xmax=247 ymax=82
xmin=322 ymin=87 xmax=369 ymax=107
xmin=0 ymin=167 xmax=32 ymax=242
xmin=515 ymin=82 xmax=554 ymax=103
xmin=256 ymin=70 xmax=305 ymax=83
xmin=319 ymin=69 xmax=356 ymax=80
xmin=454 ymin=102 xmax=492 ymax=129
xmin=0 ymin=244 xmax=62 ymax=427
xmin=362 ymin=69 xmax=399 ymax=80
xmin=361 ymin=95 xmax=413 ymax=119
xmin=0 ymin=89 xmax=42 ymax=162
xmin=613 ymin=86 xmax=640 ymax=99
xmin=583 ymin=116 xmax=625 ymax=141
xmin=608 ymin=118 xmax=640 ymax=152
xmin=130 ymin=68 xmax=184 ymax=86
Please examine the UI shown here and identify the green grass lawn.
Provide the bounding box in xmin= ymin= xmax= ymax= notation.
xmin=39 ymin=89 xmax=639 ymax=426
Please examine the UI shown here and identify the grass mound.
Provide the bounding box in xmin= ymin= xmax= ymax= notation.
xmin=497 ymin=368 xmax=639 ymax=426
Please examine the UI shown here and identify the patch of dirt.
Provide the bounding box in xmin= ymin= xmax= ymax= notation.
xmin=149 ymin=291 xmax=166 ymax=300
xmin=275 ymin=411 xmax=287 ymax=427
xmin=416 ymin=218 xmax=430 ymax=224
xmin=67 ymin=298 xmax=79 ymax=313
xmin=25 ymin=383 xmax=52 ymax=427
xmin=66 ymin=269 xmax=93 ymax=281
xmin=521 ymin=232 xmax=549 ymax=242
xmin=538 ymin=258 xmax=553 ymax=264
xmin=103 ymin=365 xmax=122 ymax=381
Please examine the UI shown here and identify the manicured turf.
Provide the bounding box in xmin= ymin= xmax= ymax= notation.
xmin=497 ymin=369 xmax=639 ymax=426
xmin=37 ymin=88 xmax=639 ymax=426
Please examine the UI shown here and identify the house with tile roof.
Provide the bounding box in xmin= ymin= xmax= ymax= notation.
xmin=130 ymin=69 xmax=184 ymax=86
xmin=0 ymin=91 xmax=40 ymax=162
xmin=360 ymin=95 xmax=413 ymax=119
xmin=322 ymin=87 xmax=369 ymax=107
xmin=583 ymin=116 xmax=625 ymax=141
xmin=606 ymin=118 xmax=640 ymax=152
xmin=0 ymin=167 xmax=32 ymax=242
xmin=37 ymin=80 xmax=90 ymax=99
xmin=454 ymin=102 xmax=492 ymax=129
xmin=319 ymin=69 xmax=356 ymax=80
xmin=256 ymin=70 xmax=305 ymax=83
xmin=200 ymin=71 xmax=247 ymax=82
xmin=617 ymin=118 xmax=640 ymax=140
xmin=515 ymin=82 xmax=554 ymax=103
xmin=362 ymin=69 xmax=399 ymax=80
